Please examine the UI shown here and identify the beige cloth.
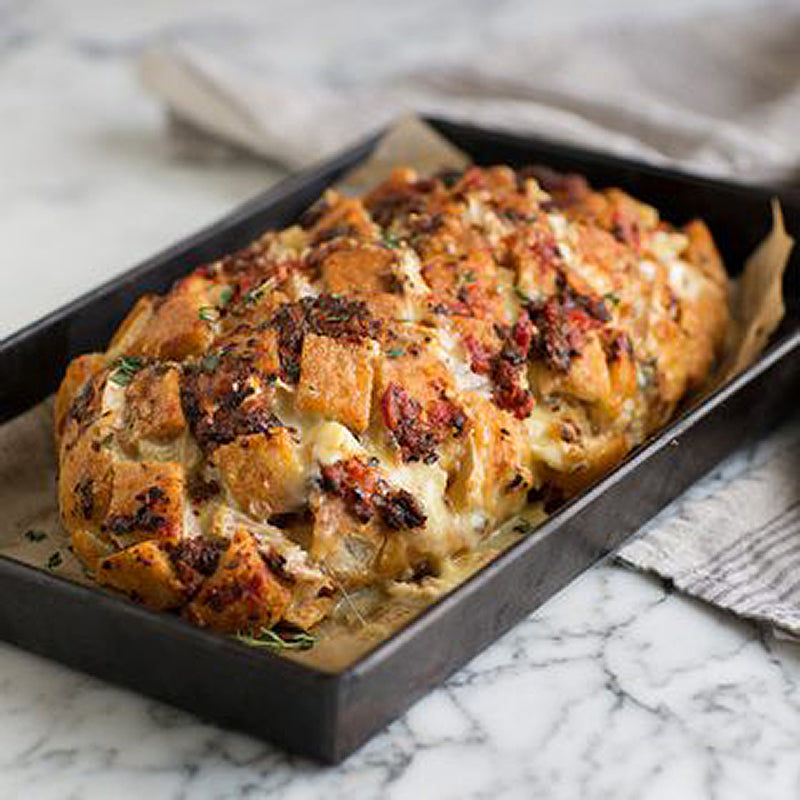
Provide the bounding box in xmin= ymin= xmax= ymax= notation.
xmin=142 ymin=3 xmax=800 ymax=184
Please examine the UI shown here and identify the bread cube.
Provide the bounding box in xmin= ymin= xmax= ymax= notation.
xmin=102 ymin=461 xmax=185 ymax=543
xmin=97 ymin=540 xmax=186 ymax=610
xmin=296 ymin=333 xmax=376 ymax=432
xmin=213 ymin=430 xmax=305 ymax=519
xmin=184 ymin=530 xmax=290 ymax=632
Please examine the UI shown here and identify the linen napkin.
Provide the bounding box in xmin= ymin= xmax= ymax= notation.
xmin=141 ymin=2 xmax=800 ymax=184
xmin=139 ymin=2 xmax=800 ymax=634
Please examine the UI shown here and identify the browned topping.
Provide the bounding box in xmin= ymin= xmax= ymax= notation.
xmin=492 ymin=358 xmax=534 ymax=419
xmin=311 ymin=223 xmax=359 ymax=247
xmin=381 ymin=383 xmax=466 ymax=463
xmin=269 ymin=294 xmax=380 ymax=383
xmin=187 ymin=473 xmax=221 ymax=503
xmin=320 ymin=457 xmax=427 ymax=530
xmin=526 ymin=286 xmax=608 ymax=374
xmin=180 ymin=350 xmax=281 ymax=451
xmin=69 ymin=379 xmax=97 ymax=427
xmin=168 ymin=537 xmax=225 ymax=578
xmin=75 ymin=477 xmax=95 ymax=520
xmin=463 ymin=315 xmax=535 ymax=419
xmin=610 ymin=211 xmax=641 ymax=250
xmin=105 ymin=486 xmax=169 ymax=536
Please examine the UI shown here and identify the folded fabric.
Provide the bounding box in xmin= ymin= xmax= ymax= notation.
xmin=620 ymin=417 xmax=800 ymax=636
xmin=141 ymin=2 xmax=800 ymax=183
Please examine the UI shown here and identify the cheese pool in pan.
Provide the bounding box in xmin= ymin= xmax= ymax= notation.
xmin=54 ymin=165 xmax=729 ymax=638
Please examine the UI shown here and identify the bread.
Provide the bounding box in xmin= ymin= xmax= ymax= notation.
xmin=54 ymin=164 xmax=729 ymax=635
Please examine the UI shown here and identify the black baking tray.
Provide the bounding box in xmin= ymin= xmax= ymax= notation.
xmin=1 ymin=117 xmax=799 ymax=763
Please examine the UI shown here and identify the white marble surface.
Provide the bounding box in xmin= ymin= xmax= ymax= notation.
xmin=2 ymin=1 xmax=800 ymax=798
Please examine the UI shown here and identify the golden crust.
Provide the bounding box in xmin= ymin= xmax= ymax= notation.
xmin=98 ymin=541 xmax=187 ymax=610
xmin=56 ymin=163 xmax=731 ymax=637
xmin=184 ymin=530 xmax=291 ymax=632
xmin=53 ymin=353 xmax=106 ymax=445
xmin=122 ymin=366 xmax=186 ymax=444
xmin=296 ymin=333 xmax=376 ymax=432
xmin=103 ymin=461 xmax=185 ymax=545
xmin=213 ymin=430 xmax=306 ymax=519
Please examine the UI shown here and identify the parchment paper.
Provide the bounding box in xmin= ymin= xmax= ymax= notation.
xmin=0 ymin=116 xmax=793 ymax=597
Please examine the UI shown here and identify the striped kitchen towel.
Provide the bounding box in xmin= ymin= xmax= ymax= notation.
xmin=618 ymin=415 xmax=800 ymax=635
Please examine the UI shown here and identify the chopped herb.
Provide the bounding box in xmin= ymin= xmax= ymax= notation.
xmin=99 ymin=432 xmax=114 ymax=449
xmin=46 ymin=551 xmax=63 ymax=570
xmin=460 ymin=270 xmax=477 ymax=286
xmin=219 ymin=286 xmax=234 ymax=306
xmin=382 ymin=232 xmax=402 ymax=249
xmin=235 ymin=627 xmax=317 ymax=652
xmin=24 ymin=530 xmax=47 ymax=543
xmin=109 ymin=356 xmax=144 ymax=387
xmin=243 ymin=282 xmax=270 ymax=304
xmin=198 ymin=306 xmax=220 ymax=322
xmin=604 ymin=292 xmax=621 ymax=307
xmin=386 ymin=347 xmax=405 ymax=358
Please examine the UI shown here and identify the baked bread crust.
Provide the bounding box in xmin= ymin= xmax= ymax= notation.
xmin=55 ymin=165 xmax=729 ymax=634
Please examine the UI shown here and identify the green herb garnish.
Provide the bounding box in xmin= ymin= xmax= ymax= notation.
xmin=219 ymin=286 xmax=234 ymax=306
xmin=46 ymin=551 xmax=63 ymax=570
xmin=198 ymin=306 xmax=220 ymax=322
xmin=604 ymin=292 xmax=621 ymax=307
xmin=24 ymin=530 xmax=47 ymax=542
xmin=382 ymin=232 xmax=402 ymax=249
xmin=386 ymin=347 xmax=405 ymax=359
xmin=243 ymin=284 xmax=268 ymax=305
xmin=235 ymin=627 xmax=317 ymax=652
xmin=109 ymin=356 xmax=144 ymax=387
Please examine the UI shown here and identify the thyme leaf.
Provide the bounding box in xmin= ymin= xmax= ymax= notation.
xmin=198 ymin=306 xmax=220 ymax=322
xmin=24 ymin=529 xmax=47 ymax=542
xmin=243 ymin=279 xmax=275 ymax=305
xmin=386 ymin=347 xmax=405 ymax=359
xmin=235 ymin=627 xmax=317 ymax=652
xmin=109 ymin=356 xmax=144 ymax=387
xmin=382 ymin=232 xmax=402 ymax=249
xmin=46 ymin=551 xmax=63 ymax=570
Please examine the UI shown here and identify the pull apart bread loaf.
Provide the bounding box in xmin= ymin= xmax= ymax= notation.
xmin=55 ymin=165 xmax=729 ymax=635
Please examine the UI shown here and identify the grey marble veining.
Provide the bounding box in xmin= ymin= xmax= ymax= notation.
xmin=2 ymin=1 xmax=800 ymax=797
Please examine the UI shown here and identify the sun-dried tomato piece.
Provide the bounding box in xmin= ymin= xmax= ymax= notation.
xmin=320 ymin=457 xmax=426 ymax=530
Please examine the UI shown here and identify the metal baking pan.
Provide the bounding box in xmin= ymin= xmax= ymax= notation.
xmin=1 ymin=117 xmax=799 ymax=763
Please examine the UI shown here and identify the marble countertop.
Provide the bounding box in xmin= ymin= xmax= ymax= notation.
xmin=3 ymin=1 xmax=800 ymax=797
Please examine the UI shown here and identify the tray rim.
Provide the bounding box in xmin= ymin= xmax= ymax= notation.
xmin=1 ymin=114 xmax=799 ymax=761
xmin=2 ymin=116 xmax=799 ymax=678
